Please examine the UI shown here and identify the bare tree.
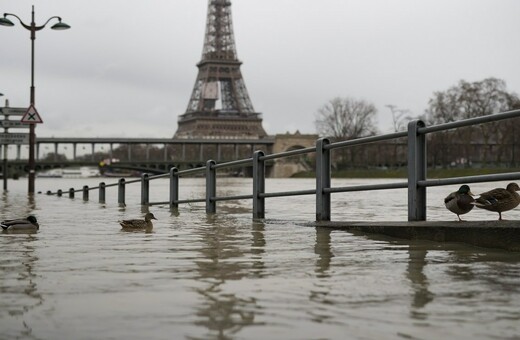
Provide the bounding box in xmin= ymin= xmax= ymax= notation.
xmin=425 ymin=78 xmax=520 ymax=167
xmin=385 ymin=104 xmax=413 ymax=132
xmin=315 ymin=97 xmax=378 ymax=167
xmin=315 ymin=97 xmax=378 ymax=139
xmin=426 ymin=78 xmax=519 ymax=123
xmin=385 ymin=105 xmax=413 ymax=166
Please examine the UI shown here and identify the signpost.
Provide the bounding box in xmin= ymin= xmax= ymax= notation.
xmin=1 ymin=120 xmax=31 ymax=129
xmin=21 ymin=104 xmax=43 ymax=124
xmin=0 ymin=107 xmax=27 ymax=116
xmin=1 ymin=106 xmax=34 ymax=190
xmin=0 ymin=133 xmax=30 ymax=145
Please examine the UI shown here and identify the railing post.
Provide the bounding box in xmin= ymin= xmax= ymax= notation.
xmin=206 ymin=160 xmax=216 ymax=214
xmin=57 ymin=189 xmax=62 ymax=197
xmin=69 ymin=188 xmax=74 ymax=199
xmin=316 ymin=138 xmax=331 ymax=222
xmin=408 ymin=120 xmax=427 ymax=221
xmin=252 ymin=150 xmax=265 ymax=219
xmin=169 ymin=167 xmax=179 ymax=210
xmin=118 ymin=178 xmax=126 ymax=207
xmin=99 ymin=182 xmax=106 ymax=204
xmin=83 ymin=185 xmax=89 ymax=201
xmin=141 ymin=173 xmax=150 ymax=206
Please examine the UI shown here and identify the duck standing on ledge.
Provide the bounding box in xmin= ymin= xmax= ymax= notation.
xmin=1 ymin=215 xmax=39 ymax=231
xmin=474 ymin=182 xmax=520 ymax=220
xmin=119 ymin=212 xmax=157 ymax=231
xmin=444 ymin=185 xmax=475 ymax=221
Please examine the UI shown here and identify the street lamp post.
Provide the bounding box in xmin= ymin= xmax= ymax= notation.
xmin=0 ymin=93 xmax=5 ymax=191
xmin=1 ymin=93 xmax=8 ymax=191
xmin=0 ymin=6 xmax=70 ymax=194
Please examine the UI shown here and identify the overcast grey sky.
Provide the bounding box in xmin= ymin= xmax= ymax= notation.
xmin=1 ymin=0 xmax=519 ymax=138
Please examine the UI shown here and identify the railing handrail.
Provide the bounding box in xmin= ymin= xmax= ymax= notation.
xmin=46 ymin=108 xmax=520 ymax=222
xmin=327 ymin=131 xmax=408 ymax=150
xmin=260 ymin=147 xmax=316 ymax=161
xmin=419 ymin=108 xmax=520 ymax=134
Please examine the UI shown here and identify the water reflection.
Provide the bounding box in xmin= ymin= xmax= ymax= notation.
xmin=345 ymin=230 xmax=435 ymax=320
xmin=250 ymin=220 xmax=266 ymax=278
xmin=445 ymin=249 xmax=520 ymax=296
xmin=314 ymin=228 xmax=334 ymax=278
xmin=309 ymin=228 xmax=335 ymax=324
xmin=191 ymin=213 xmax=258 ymax=339
xmin=406 ymin=244 xmax=434 ymax=320
xmin=1 ymin=190 xmax=36 ymax=220
xmin=0 ymin=234 xmax=43 ymax=339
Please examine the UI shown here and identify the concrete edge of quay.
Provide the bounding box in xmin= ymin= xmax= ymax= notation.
xmin=313 ymin=220 xmax=520 ymax=252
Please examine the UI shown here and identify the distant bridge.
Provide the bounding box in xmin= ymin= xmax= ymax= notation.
xmin=1 ymin=133 xmax=317 ymax=177
xmin=36 ymin=137 xmax=274 ymax=163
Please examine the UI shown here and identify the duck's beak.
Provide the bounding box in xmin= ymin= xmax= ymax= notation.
xmin=468 ymin=191 xmax=475 ymax=196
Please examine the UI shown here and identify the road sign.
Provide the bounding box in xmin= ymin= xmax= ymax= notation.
xmin=0 ymin=132 xmax=29 ymax=145
xmin=21 ymin=104 xmax=43 ymax=124
xmin=1 ymin=119 xmax=30 ymax=129
xmin=0 ymin=107 xmax=27 ymax=116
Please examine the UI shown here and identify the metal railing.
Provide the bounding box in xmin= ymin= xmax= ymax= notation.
xmin=47 ymin=109 xmax=520 ymax=222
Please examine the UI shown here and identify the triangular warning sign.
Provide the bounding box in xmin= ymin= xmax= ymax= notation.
xmin=21 ymin=104 xmax=43 ymax=124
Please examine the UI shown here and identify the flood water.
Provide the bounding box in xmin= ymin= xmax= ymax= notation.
xmin=1 ymin=177 xmax=520 ymax=339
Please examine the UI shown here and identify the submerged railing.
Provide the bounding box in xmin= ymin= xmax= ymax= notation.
xmin=47 ymin=109 xmax=520 ymax=222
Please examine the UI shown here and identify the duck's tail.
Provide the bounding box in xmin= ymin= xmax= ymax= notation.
xmin=472 ymin=197 xmax=496 ymax=207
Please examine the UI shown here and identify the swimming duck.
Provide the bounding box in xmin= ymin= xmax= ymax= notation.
xmin=119 ymin=212 xmax=157 ymax=231
xmin=444 ymin=185 xmax=475 ymax=221
xmin=1 ymin=215 xmax=39 ymax=231
xmin=474 ymin=182 xmax=520 ymax=220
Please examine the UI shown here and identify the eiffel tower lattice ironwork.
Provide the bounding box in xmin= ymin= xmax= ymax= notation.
xmin=174 ymin=0 xmax=267 ymax=139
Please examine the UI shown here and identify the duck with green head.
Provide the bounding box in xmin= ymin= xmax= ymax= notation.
xmin=1 ymin=215 xmax=39 ymax=231
xmin=444 ymin=185 xmax=475 ymax=221
xmin=474 ymin=182 xmax=520 ymax=220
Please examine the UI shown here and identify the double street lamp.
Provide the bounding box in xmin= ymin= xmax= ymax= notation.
xmin=0 ymin=6 xmax=70 ymax=194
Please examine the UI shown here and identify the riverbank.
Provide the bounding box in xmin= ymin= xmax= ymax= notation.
xmin=292 ymin=167 xmax=520 ymax=179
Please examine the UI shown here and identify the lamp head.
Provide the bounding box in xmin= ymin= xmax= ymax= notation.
xmin=51 ymin=20 xmax=70 ymax=30
xmin=0 ymin=16 xmax=15 ymax=27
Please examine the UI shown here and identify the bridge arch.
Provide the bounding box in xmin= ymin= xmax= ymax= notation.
xmin=272 ymin=132 xmax=318 ymax=177
xmin=272 ymin=131 xmax=317 ymax=154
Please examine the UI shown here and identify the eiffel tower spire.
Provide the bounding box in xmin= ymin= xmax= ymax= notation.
xmin=175 ymin=0 xmax=267 ymax=139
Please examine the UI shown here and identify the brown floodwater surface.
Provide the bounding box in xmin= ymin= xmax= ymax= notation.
xmin=1 ymin=177 xmax=519 ymax=339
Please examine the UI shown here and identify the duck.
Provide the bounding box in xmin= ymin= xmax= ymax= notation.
xmin=1 ymin=215 xmax=39 ymax=231
xmin=444 ymin=185 xmax=475 ymax=221
xmin=474 ymin=182 xmax=520 ymax=220
xmin=119 ymin=212 xmax=157 ymax=231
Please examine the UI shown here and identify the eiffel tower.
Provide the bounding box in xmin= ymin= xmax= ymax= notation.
xmin=174 ymin=0 xmax=267 ymax=139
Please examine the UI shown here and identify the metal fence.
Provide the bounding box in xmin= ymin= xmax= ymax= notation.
xmin=48 ymin=109 xmax=520 ymax=222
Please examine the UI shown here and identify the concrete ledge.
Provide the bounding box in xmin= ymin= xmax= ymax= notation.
xmin=314 ymin=220 xmax=520 ymax=251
